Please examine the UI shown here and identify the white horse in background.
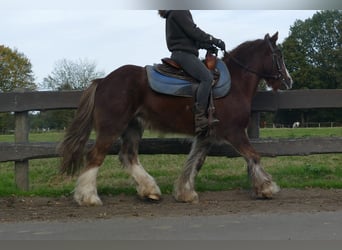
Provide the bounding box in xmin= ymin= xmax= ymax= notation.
xmin=292 ymin=121 xmax=300 ymax=128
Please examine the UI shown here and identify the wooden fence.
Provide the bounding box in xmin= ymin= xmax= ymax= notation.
xmin=1 ymin=89 xmax=342 ymax=190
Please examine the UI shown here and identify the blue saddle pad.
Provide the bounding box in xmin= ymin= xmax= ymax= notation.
xmin=146 ymin=59 xmax=231 ymax=99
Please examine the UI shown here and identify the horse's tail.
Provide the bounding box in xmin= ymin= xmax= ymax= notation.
xmin=58 ymin=79 xmax=101 ymax=175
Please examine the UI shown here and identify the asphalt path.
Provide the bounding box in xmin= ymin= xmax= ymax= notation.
xmin=1 ymin=211 xmax=341 ymax=240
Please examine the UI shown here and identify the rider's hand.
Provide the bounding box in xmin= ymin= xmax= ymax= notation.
xmin=207 ymin=46 xmax=218 ymax=55
xmin=213 ymin=38 xmax=226 ymax=51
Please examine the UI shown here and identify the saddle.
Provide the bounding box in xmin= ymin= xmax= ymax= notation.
xmin=154 ymin=53 xmax=220 ymax=85
xmin=146 ymin=55 xmax=231 ymax=99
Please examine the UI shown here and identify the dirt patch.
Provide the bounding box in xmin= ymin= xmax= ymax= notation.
xmin=1 ymin=188 xmax=342 ymax=222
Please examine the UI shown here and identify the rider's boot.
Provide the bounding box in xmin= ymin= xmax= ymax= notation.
xmin=194 ymin=103 xmax=219 ymax=135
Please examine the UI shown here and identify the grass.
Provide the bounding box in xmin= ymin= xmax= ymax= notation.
xmin=260 ymin=127 xmax=342 ymax=138
xmin=1 ymin=127 xmax=341 ymax=143
xmin=0 ymin=127 xmax=341 ymax=197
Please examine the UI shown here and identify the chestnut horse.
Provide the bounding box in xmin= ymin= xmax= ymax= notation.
xmin=59 ymin=32 xmax=292 ymax=206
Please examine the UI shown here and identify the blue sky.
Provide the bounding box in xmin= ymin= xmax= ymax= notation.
xmin=1 ymin=9 xmax=318 ymax=84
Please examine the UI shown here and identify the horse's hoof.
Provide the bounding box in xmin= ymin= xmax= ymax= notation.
xmin=189 ymin=196 xmax=199 ymax=204
xmin=147 ymin=193 xmax=161 ymax=201
xmin=174 ymin=191 xmax=199 ymax=204
xmin=136 ymin=182 xmax=162 ymax=202
xmin=253 ymin=181 xmax=280 ymax=199
xmin=74 ymin=193 xmax=103 ymax=206
xmin=262 ymin=181 xmax=280 ymax=198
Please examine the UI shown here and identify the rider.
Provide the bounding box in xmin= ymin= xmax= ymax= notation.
xmin=158 ymin=10 xmax=226 ymax=135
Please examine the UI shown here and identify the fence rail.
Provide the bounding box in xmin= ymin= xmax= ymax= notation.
xmin=0 ymin=137 xmax=342 ymax=163
xmin=1 ymin=89 xmax=342 ymax=190
xmin=1 ymin=89 xmax=342 ymax=112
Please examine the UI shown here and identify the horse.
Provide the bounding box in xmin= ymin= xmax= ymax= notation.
xmin=58 ymin=32 xmax=293 ymax=206
xmin=292 ymin=121 xmax=300 ymax=128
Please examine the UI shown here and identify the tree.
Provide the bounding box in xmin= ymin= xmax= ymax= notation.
xmin=0 ymin=46 xmax=36 ymax=133
xmin=276 ymin=10 xmax=342 ymax=125
xmin=42 ymin=58 xmax=105 ymax=90
xmin=38 ymin=59 xmax=105 ymax=130
xmin=0 ymin=45 xmax=36 ymax=92
xmin=281 ymin=10 xmax=341 ymax=90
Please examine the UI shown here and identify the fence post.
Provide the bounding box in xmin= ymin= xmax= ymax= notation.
xmin=14 ymin=88 xmax=30 ymax=191
xmin=248 ymin=112 xmax=260 ymax=139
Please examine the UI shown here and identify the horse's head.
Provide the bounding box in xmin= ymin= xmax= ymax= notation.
xmin=262 ymin=32 xmax=293 ymax=91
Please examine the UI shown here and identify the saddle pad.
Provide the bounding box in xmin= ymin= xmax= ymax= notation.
xmin=146 ymin=59 xmax=231 ymax=99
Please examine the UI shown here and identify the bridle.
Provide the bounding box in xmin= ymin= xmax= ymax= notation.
xmin=265 ymin=38 xmax=289 ymax=84
xmin=224 ymin=37 xmax=289 ymax=84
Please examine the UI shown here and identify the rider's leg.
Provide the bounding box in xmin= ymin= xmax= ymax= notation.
xmin=171 ymin=51 xmax=218 ymax=135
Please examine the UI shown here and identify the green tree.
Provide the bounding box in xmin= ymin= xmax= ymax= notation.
xmin=276 ymin=10 xmax=342 ymax=125
xmin=42 ymin=58 xmax=105 ymax=90
xmin=0 ymin=46 xmax=36 ymax=133
xmin=38 ymin=58 xmax=105 ymax=130
xmin=282 ymin=10 xmax=341 ymax=90
xmin=0 ymin=45 xmax=36 ymax=92
xmin=0 ymin=113 xmax=14 ymax=134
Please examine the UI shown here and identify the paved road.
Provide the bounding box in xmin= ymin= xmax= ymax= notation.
xmin=1 ymin=211 xmax=341 ymax=240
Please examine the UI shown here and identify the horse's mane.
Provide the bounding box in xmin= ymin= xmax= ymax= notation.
xmin=222 ymin=39 xmax=265 ymax=62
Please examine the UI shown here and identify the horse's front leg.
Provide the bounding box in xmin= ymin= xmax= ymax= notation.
xmin=227 ymin=131 xmax=280 ymax=198
xmin=173 ymin=136 xmax=212 ymax=203
xmin=246 ymin=157 xmax=280 ymax=198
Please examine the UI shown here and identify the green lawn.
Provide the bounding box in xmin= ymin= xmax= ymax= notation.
xmin=260 ymin=127 xmax=342 ymax=138
xmin=0 ymin=127 xmax=341 ymax=197
xmin=0 ymin=127 xmax=341 ymax=143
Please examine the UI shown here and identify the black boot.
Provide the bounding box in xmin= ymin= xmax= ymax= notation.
xmin=194 ymin=103 xmax=220 ymax=136
xmin=194 ymin=103 xmax=209 ymax=135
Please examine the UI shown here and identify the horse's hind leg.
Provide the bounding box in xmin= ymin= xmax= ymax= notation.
xmin=74 ymin=135 xmax=114 ymax=206
xmin=174 ymin=136 xmax=212 ymax=203
xmin=119 ymin=118 xmax=161 ymax=201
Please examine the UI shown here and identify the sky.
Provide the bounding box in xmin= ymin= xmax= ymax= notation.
xmin=1 ymin=8 xmax=318 ymax=86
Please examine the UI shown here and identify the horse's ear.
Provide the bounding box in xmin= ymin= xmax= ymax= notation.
xmin=270 ymin=32 xmax=279 ymax=43
xmin=264 ymin=33 xmax=270 ymax=40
